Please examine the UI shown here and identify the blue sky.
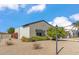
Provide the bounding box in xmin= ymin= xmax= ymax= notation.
xmin=0 ymin=4 xmax=79 ymax=32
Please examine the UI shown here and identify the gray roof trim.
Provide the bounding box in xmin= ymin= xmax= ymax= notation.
xmin=22 ymin=20 xmax=53 ymax=27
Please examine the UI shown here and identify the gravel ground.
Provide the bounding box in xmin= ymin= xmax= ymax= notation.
xmin=58 ymin=41 xmax=79 ymax=55
xmin=0 ymin=39 xmax=79 ymax=55
xmin=0 ymin=40 xmax=56 ymax=55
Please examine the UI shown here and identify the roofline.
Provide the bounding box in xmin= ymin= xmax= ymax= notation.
xmin=0 ymin=32 xmax=10 ymax=34
xmin=22 ymin=20 xmax=53 ymax=27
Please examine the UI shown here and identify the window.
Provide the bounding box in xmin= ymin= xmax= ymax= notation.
xmin=36 ymin=29 xmax=45 ymax=36
xmin=36 ymin=32 xmax=42 ymax=36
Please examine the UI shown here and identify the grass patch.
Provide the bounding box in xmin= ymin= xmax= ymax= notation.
xmin=21 ymin=36 xmax=29 ymax=42
xmin=31 ymin=36 xmax=49 ymax=41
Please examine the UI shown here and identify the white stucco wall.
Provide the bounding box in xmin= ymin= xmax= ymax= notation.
xmin=15 ymin=21 xmax=52 ymax=39
xmin=64 ymin=25 xmax=79 ymax=38
xmin=15 ymin=26 xmax=30 ymax=39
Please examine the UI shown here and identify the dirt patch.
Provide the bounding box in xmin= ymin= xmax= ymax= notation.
xmin=0 ymin=39 xmax=79 ymax=55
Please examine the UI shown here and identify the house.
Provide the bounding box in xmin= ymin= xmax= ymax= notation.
xmin=15 ymin=20 xmax=52 ymax=39
xmin=0 ymin=32 xmax=11 ymax=39
xmin=64 ymin=25 xmax=79 ymax=38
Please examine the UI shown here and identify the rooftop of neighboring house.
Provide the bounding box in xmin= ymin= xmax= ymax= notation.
xmin=0 ymin=32 xmax=10 ymax=34
xmin=64 ymin=25 xmax=78 ymax=31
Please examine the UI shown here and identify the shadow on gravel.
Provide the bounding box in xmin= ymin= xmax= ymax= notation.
xmin=58 ymin=40 xmax=68 ymax=41
xmin=52 ymin=40 xmax=68 ymax=41
xmin=57 ymin=47 xmax=64 ymax=55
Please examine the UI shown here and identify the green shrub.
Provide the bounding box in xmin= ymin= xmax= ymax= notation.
xmin=31 ymin=36 xmax=49 ymax=41
xmin=47 ymin=26 xmax=68 ymax=40
xmin=21 ymin=36 xmax=29 ymax=42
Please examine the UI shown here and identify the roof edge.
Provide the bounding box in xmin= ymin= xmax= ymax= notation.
xmin=22 ymin=20 xmax=53 ymax=27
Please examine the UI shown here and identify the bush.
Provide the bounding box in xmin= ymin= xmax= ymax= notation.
xmin=21 ymin=36 xmax=29 ymax=42
xmin=6 ymin=41 xmax=14 ymax=46
xmin=33 ymin=43 xmax=42 ymax=49
xmin=47 ymin=26 xmax=68 ymax=40
xmin=31 ymin=36 xmax=49 ymax=41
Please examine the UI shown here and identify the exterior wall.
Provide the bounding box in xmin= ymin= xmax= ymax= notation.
xmin=0 ymin=33 xmax=11 ymax=39
xmin=66 ymin=30 xmax=79 ymax=38
xmin=29 ymin=22 xmax=51 ymax=37
xmin=15 ymin=26 xmax=30 ymax=39
xmin=64 ymin=26 xmax=79 ymax=38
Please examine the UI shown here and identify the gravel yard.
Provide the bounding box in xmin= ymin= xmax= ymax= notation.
xmin=0 ymin=40 xmax=56 ymax=55
xmin=0 ymin=39 xmax=79 ymax=55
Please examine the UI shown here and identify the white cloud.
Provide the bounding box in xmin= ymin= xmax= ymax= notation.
xmin=0 ymin=4 xmax=20 ymax=10
xmin=48 ymin=22 xmax=52 ymax=24
xmin=50 ymin=16 xmax=72 ymax=27
xmin=27 ymin=4 xmax=46 ymax=14
xmin=70 ymin=13 xmax=79 ymax=21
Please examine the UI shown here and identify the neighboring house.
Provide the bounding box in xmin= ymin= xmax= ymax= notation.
xmin=64 ymin=25 xmax=79 ymax=38
xmin=15 ymin=20 xmax=52 ymax=39
xmin=0 ymin=32 xmax=11 ymax=39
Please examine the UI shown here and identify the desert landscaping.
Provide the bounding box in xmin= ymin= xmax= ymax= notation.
xmin=0 ymin=38 xmax=79 ymax=55
xmin=0 ymin=19 xmax=78 ymax=55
